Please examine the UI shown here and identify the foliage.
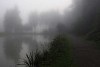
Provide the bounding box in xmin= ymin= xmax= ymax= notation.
xmin=20 ymin=35 xmax=72 ymax=67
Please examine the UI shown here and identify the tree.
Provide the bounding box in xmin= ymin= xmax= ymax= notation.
xmin=4 ymin=6 xmax=22 ymax=33
xmin=26 ymin=12 xmax=38 ymax=33
xmin=56 ymin=23 xmax=68 ymax=34
xmin=71 ymin=0 xmax=100 ymax=37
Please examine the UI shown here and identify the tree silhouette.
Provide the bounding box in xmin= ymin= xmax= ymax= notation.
xmin=25 ymin=12 xmax=38 ymax=33
xmin=71 ymin=0 xmax=100 ymax=39
xmin=4 ymin=6 xmax=22 ymax=33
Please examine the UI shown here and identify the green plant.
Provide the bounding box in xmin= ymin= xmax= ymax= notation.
xmin=18 ymin=35 xmax=72 ymax=67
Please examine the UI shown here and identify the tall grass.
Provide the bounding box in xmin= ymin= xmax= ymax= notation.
xmin=23 ymin=52 xmax=34 ymax=67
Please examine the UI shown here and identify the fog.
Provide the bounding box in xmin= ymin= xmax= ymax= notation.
xmin=0 ymin=0 xmax=73 ymax=24
xmin=0 ymin=0 xmax=75 ymax=33
xmin=0 ymin=0 xmax=100 ymax=67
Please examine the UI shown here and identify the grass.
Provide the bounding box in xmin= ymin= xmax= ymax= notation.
xmin=48 ymin=35 xmax=73 ymax=67
xmin=18 ymin=35 xmax=73 ymax=67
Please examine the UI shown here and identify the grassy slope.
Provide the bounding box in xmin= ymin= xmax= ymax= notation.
xmin=41 ymin=35 xmax=73 ymax=67
xmin=21 ymin=35 xmax=73 ymax=67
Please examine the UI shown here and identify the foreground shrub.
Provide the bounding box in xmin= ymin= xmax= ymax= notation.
xmin=19 ymin=35 xmax=72 ymax=67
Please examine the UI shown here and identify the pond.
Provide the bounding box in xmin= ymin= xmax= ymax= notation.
xmin=0 ymin=35 xmax=51 ymax=67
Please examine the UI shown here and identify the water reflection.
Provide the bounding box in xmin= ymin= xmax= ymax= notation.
xmin=1 ymin=35 xmax=50 ymax=67
xmin=4 ymin=36 xmax=23 ymax=63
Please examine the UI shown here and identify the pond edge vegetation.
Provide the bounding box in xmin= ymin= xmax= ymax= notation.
xmin=17 ymin=35 xmax=73 ymax=67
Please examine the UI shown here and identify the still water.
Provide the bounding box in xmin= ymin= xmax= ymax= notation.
xmin=0 ymin=35 xmax=51 ymax=67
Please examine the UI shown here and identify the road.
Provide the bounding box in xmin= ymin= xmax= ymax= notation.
xmin=69 ymin=35 xmax=100 ymax=67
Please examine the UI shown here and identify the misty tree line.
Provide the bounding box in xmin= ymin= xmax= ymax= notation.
xmin=59 ymin=0 xmax=100 ymax=42
xmin=4 ymin=6 xmax=38 ymax=33
xmin=72 ymin=0 xmax=100 ymax=42
xmin=3 ymin=0 xmax=100 ymax=42
xmin=3 ymin=6 xmax=68 ymax=35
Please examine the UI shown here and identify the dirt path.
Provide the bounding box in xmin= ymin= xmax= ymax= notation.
xmin=69 ymin=35 xmax=100 ymax=67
